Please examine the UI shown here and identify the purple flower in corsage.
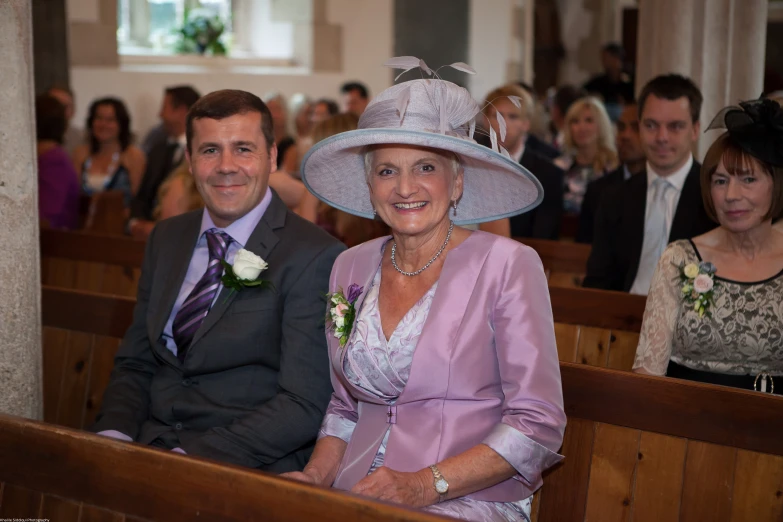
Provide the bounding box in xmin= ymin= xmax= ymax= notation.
xmin=677 ymin=261 xmax=718 ymax=318
xmin=327 ymin=283 xmax=364 ymax=347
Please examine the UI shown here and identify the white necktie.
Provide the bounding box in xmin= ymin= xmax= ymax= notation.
xmin=630 ymin=177 xmax=672 ymax=295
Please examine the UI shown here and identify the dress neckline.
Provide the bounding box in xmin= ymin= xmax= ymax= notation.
xmin=687 ymin=239 xmax=783 ymax=285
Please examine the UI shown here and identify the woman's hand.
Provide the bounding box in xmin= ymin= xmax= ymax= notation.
xmin=350 ymin=467 xmax=437 ymax=507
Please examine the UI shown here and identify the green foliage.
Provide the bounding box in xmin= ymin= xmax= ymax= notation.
xmin=174 ymin=7 xmax=227 ymax=56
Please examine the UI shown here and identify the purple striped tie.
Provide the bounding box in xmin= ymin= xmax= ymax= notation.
xmin=172 ymin=229 xmax=232 ymax=362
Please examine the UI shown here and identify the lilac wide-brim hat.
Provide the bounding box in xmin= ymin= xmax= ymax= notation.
xmin=301 ymin=67 xmax=543 ymax=225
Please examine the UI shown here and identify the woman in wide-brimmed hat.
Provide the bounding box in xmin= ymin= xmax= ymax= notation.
xmin=285 ymin=58 xmax=566 ymax=521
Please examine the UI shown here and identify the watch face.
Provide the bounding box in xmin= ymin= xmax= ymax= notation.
xmin=435 ymin=478 xmax=449 ymax=494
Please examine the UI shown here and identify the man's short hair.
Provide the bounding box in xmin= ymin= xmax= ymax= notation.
xmin=602 ymin=42 xmax=625 ymax=61
xmin=638 ymin=74 xmax=703 ymax=123
xmin=340 ymin=82 xmax=369 ymax=99
xmin=35 ymin=94 xmax=67 ymax=143
xmin=166 ymin=85 xmax=202 ymax=110
xmin=553 ymin=85 xmax=586 ymax=116
xmin=483 ymin=84 xmax=534 ymax=119
xmin=701 ymin=132 xmax=783 ymax=222
xmin=186 ymin=89 xmax=274 ymax=152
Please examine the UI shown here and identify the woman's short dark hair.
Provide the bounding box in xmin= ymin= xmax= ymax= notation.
xmin=35 ymin=94 xmax=67 ymax=143
xmin=186 ymin=89 xmax=274 ymax=152
xmin=315 ymin=98 xmax=340 ymax=117
xmin=85 ymin=97 xmax=132 ymax=153
xmin=701 ymin=132 xmax=783 ymax=222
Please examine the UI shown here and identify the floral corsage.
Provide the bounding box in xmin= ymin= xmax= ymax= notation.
xmin=327 ymin=284 xmax=363 ymax=347
xmin=221 ymin=249 xmax=273 ymax=297
xmin=678 ymin=261 xmax=717 ymax=317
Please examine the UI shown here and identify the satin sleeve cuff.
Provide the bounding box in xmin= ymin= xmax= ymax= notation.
xmin=97 ymin=430 xmax=133 ymax=442
xmin=318 ymin=412 xmax=357 ymax=443
xmin=482 ymin=423 xmax=564 ymax=487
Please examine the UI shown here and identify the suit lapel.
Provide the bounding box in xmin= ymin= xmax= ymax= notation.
xmin=151 ymin=213 xmax=202 ymax=342
xmin=188 ymin=194 xmax=286 ymax=349
xmin=625 ymin=171 xmax=648 ymax=287
xmin=669 ymin=161 xmax=701 ymax=241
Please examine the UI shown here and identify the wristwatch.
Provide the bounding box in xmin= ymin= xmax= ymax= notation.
xmin=429 ymin=465 xmax=449 ymax=502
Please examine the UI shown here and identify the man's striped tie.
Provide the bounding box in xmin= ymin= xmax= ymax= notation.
xmin=172 ymin=229 xmax=232 ymax=362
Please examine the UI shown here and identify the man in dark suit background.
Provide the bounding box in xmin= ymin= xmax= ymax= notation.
xmin=94 ymin=90 xmax=345 ymax=472
xmin=484 ymin=83 xmax=565 ymax=239
xmin=583 ymin=74 xmax=715 ymax=293
xmin=128 ymin=85 xmax=201 ymax=239
xmin=577 ymin=101 xmax=646 ymax=243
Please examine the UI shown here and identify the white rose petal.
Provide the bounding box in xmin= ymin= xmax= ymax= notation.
xmin=232 ymin=249 xmax=268 ymax=281
xmin=334 ymin=316 xmax=345 ymax=329
xmin=693 ymin=274 xmax=714 ymax=294
xmin=683 ymin=263 xmax=699 ymax=279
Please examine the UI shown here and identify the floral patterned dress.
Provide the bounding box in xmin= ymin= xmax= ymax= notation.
xmin=633 ymin=240 xmax=783 ymax=392
xmin=321 ymin=267 xmax=534 ymax=522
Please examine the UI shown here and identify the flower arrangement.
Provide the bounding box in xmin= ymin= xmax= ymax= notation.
xmin=221 ymin=249 xmax=273 ymax=298
xmin=327 ymin=284 xmax=363 ymax=347
xmin=678 ymin=261 xmax=717 ymax=317
xmin=174 ymin=8 xmax=227 ymax=56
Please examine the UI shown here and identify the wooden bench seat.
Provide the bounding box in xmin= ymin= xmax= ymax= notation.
xmin=40 ymin=284 xmax=647 ymax=430
xmin=5 ymin=364 xmax=782 ymax=521
xmin=516 ymin=237 xmax=591 ymax=288
xmin=40 ymin=229 xmax=145 ymax=297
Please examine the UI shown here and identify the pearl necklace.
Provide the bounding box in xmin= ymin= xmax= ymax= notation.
xmin=391 ymin=221 xmax=454 ymax=277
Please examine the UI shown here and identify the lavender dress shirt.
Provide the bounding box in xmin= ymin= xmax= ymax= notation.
xmin=98 ymin=188 xmax=273 ymax=446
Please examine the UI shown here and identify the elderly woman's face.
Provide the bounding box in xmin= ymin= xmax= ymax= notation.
xmin=367 ymin=144 xmax=463 ymax=237
xmin=711 ymin=158 xmax=774 ymax=233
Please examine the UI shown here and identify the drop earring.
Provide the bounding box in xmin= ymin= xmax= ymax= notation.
xmin=452 ymin=200 xmax=458 ymax=217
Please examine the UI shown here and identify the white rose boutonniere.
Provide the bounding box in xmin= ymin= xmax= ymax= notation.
xmin=221 ymin=249 xmax=274 ymax=297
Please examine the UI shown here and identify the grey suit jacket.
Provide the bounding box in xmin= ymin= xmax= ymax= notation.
xmin=93 ymin=191 xmax=345 ymax=471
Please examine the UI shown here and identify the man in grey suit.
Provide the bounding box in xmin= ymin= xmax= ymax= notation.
xmin=93 ymin=90 xmax=345 ymax=472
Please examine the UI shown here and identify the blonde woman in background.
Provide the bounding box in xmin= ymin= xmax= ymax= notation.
xmin=296 ymin=113 xmax=388 ymax=246
xmin=153 ymin=162 xmax=203 ymax=221
xmin=556 ymin=96 xmax=619 ymax=214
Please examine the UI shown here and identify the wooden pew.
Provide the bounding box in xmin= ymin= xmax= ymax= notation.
xmin=40 ymin=228 xmax=145 ymax=297
xmin=533 ymin=364 xmax=783 ymax=521
xmin=0 ymin=414 xmax=449 ymax=522
xmin=516 ymin=237 xmax=591 ymax=288
xmin=4 ymin=366 xmax=782 ymax=521
xmin=39 ymin=284 xmax=647 ymax=429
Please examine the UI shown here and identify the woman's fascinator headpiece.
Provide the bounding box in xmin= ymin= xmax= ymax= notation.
xmin=707 ymin=98 xmax=783 ymax=167
xmin=300 ymin=57 xmax=543 ymax=225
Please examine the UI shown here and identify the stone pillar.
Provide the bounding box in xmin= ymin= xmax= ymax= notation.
xmin=0 ymin=1 xmax=42 ymax=420
xmin=635 ymin=0 xmax=767 ymax=155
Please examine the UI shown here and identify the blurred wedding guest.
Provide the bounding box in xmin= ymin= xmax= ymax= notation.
xmin=290 ymin=93 xmax=314 ymax=178
xmin=296 ymin=113 xmax=388 ymax=246
xmin=47 ymin=85 xmax=83 ymax=156
xmin=340 ymin=81 xmax=370 ymax=116
xmin=556 ymin=97 xmax=619 ymax=215
xmin=577 ymin=101 xmax=645 ymax=243
xmin=583 ymin=43 xmax=634 ymax=121
xmin=516 ymin=82 xmax=556 ymax=152
xmin=129 ymin=85 xmax=200 ymax=239
xmin=72 ymin=97 xmax=146 ymax=206
xmin=311 ymin=98 xmax=339 ymax=125
xmin=548 ymin=85 xmax=584 ymax=151
xmin=265 ymin=92 xmax=299 ymax=174
xmin=584 ymin=74 xmax=715 ymax=294
xmin=35 ymin=94 xmax=80 ymax=230
xmin=484 ymin=84 xmax=565 ymax=239
xmin=152 ymin=162 xmax=203 ymax=221
xmin=633 ymin=99 xmax=783 ymax=394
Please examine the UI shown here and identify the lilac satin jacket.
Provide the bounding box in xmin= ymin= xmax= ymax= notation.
xmin=325 ymin=231 xmax=566 ymax=502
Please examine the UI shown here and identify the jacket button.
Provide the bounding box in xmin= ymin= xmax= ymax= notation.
xmin=175 ymin=423 xmax=183 ymax=430
xmin=182 ymin=379 xmax=191 ymax=387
